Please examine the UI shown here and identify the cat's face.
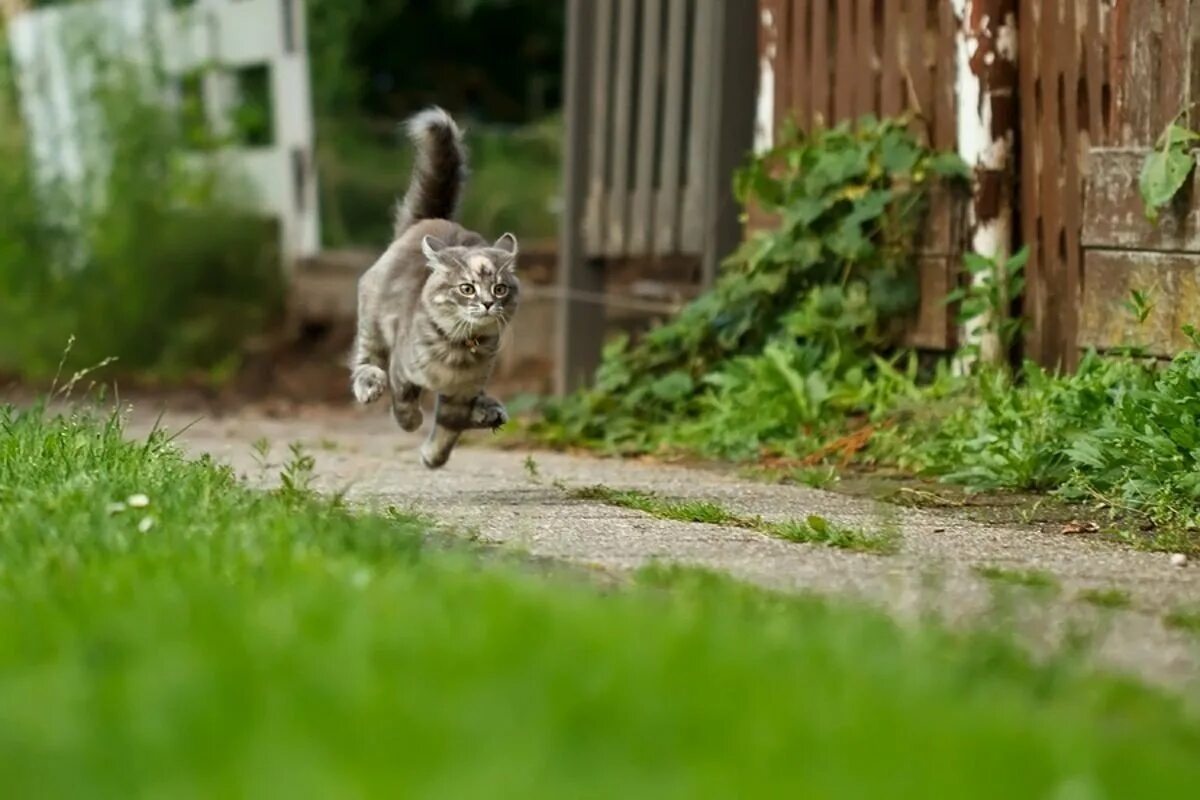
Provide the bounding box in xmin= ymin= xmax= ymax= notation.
xmin=422 ymin=233 xmax=520 ymax=333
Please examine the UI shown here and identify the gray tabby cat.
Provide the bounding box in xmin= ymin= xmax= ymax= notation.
xmin=350 ymin=107 xmax=520 ymax=469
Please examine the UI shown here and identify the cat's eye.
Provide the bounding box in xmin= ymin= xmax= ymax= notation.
xmin=493 ymin=284 xmax=509 ymax=297
xmin=459 ymin=284 xmax=476 ymax=296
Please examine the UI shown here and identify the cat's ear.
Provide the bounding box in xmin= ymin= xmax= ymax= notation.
xmin=493 ymin=233 xmax=519 ymax=258
xmin=421 ymin=235 xmax=448 ymax=266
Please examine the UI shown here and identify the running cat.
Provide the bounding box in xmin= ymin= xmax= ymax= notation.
xmin=350 ymin=107 xmax=519 ymax=469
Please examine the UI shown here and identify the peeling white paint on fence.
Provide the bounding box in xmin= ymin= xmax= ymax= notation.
xmin=754 ymin=6 xmax=775 ymax=154
xmin=952 ymin=0 xmax=1017 ymax=367
xmin=6 ymin=0 xmax=319 ymax=267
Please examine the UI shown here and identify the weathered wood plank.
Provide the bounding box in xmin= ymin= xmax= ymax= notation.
xmin=629 ymin=0 xmax=663 ymax=255
xmin=1160 ymin=0 xmax=1191 ymax=132
xmin=810 ymin=0 xmax=830 ymax=124
xmin=1018 ymin=0 xmax=1046 ymax=362
xmin=1060 ymin=0 xmax=1082 ymax=372
xmin=1083 ymin=148 xmax=1200 ymax=252
xmin=1084 ymin=0 xmax=1105 ymax=141
xmin=1114 ymin=0 xmax=1155 ymax=145
xmin=582 ymin=0 xmax=614 ymax=256
xmin=1080 ymin=249 xmax=1200 ymax=355
xmin=1038 ymin=0 xmax=1070 ymax=367
xmin=834 ymin=0 xmax=855 ymax=121
xmin=654 ymin=0 xmax=688 ymax=256
xmin=854 ymin=0 xmax=874 ymax=117
xmin=792 ymin=0 xmax=810 ymax=128
xmin=906 ymin=0 xmax=930 ymax=124
xmin=605 ymin=0 xmax=638 ymax=256
xmin=933 ymin=0 xmax=956 ymax=150
xmin=920 ymin=184 xmax=967 ymax=258
xmin=880 ymin=0 xmax=901 ymax=116
xmin=903 ymin=254 xmax=955 ymax=350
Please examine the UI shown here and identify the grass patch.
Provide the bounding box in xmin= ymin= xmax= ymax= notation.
xmin=974 ymin=566 xmax=1061 ymax=594
xmin=1078 ymin=588 xmax=1133 ymax=610
xmin=1164 ymin=609 xmax=1200 ymax=635
xmin=2 ymin=406 xmax=1200 ymax=794
xmin=566 ymin=484 xmax=897 ymax=554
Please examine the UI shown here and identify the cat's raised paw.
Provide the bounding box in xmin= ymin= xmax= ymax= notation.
xmin=352 ymin=365 xmax=387 ymax=404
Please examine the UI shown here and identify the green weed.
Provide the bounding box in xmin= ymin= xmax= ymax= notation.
xmin=1078 ymin=588 xmax=1133 ymax=610
xmin=974 ymin=566 xmax=1060 ymax=593
xmin=567 ymin=485 xmax=896 ymax=553
xmin=1164 ymin=609 xmax=1200 ymax=634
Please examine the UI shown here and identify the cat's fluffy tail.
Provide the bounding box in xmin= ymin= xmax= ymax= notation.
xmin=394 ymin=107 xmax=467 ymax=238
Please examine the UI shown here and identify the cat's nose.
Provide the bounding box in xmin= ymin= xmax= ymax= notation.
xmin=481 ymin=300 xmax=495 ymax=310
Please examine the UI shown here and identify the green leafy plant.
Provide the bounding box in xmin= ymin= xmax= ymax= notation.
xmin=946 ymin=247 xmax=1029 ymax=365
xmin=1139 ymin=118 xmax=1199 ymax=222
xmin=0 ymin=21 xmax=280 ymax=382
xmin=533 ymin=117 xmax=968 ymax=456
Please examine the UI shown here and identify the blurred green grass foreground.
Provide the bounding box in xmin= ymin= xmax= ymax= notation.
xmin=0 ymin=404 xmax=1198 ymax=797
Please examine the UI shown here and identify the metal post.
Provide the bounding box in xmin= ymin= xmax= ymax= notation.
xmin=554 ymin=0 xmax=604 ymax=394
xmin=701 ymin=0 xmax=758 ymax=286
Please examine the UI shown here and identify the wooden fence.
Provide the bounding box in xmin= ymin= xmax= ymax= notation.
xmin=757 ymin=0 xmax=1200 ymax=370
xmin=557 ymin=0 xmax=757 ymax=392
xmin=759 ymin=0 xmax=966 ymax=350
xmin=1078 ymin=0 xmax=1200 ymax=360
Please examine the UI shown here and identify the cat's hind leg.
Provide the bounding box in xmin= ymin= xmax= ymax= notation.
xmin=420 ymin=394 xmax=470 ymax=469
xmin=390 ymin=379 xmax=425 ymax=432
xmin=419 ymin=393 xmax=507 ymax=469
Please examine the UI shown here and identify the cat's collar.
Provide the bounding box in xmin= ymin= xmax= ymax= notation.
xmin=431 ymin=320 xmax=486 ymax=353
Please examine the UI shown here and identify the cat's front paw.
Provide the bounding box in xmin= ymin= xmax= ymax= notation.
xmin=351 ymin=365 xmax=387 ymax=404
xmin=469 ymin=395 xmax=508 ymax=430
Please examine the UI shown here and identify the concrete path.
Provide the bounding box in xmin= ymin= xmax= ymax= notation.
xmin=127 ymin=403 xmax=1200 ymax=689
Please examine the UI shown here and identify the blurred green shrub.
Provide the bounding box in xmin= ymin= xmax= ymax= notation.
xmin=0 ymin=23 xmax=280 ymax=383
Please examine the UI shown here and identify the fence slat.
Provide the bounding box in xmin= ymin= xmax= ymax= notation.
xmin=1038 ymin=1 xmax=1068 ymax=367
xmin=854 ymin=0 xmax=874 ymax=117
xmin=582 ymin=0 xmax=614 ymax=256
xmin=1084 ymin=0 xmax=1105 ymax=141
xmin=630 ymin=0 xmax=663 ymax=254
xmin=834 ymin=0 xmax=855 ymax=120
xmin=1061 ymin=0 xmax=1081 ymax=371
xmin=933 ymin=0 xmax=955 ymax=149
xmin=654 ymin=0 xmax=688 ymax=256
xmin=1018 ymin=0 xmax=1044 ymax=362
xmin=791 ymin=0 xmax=810 ymax=128
xmin=1160 ymin=0 xmax=1190 ymax=132
xmin=1115 ymin=0 xmax=1155 ymax=144
xmin=880 ymin=0 xmax=901 ymax=116
xmin=809 ymin=0 xmax=829 ymax=125
xmin=681 ymin=0 xmax=715 ymax=252
xmin=605 ymin=0 xmax=637 ymax=257
xmin=907 ymin=0 xmax=930 ymax=123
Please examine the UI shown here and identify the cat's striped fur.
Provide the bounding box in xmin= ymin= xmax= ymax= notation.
xmin=350 ymin=108 xmax=520 ymax=469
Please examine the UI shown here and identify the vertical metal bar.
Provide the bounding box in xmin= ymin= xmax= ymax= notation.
xmin=556 ymin=0 xmax=605 ymax=394
xmin=701 ymin=0 xmax=758 ymax=284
